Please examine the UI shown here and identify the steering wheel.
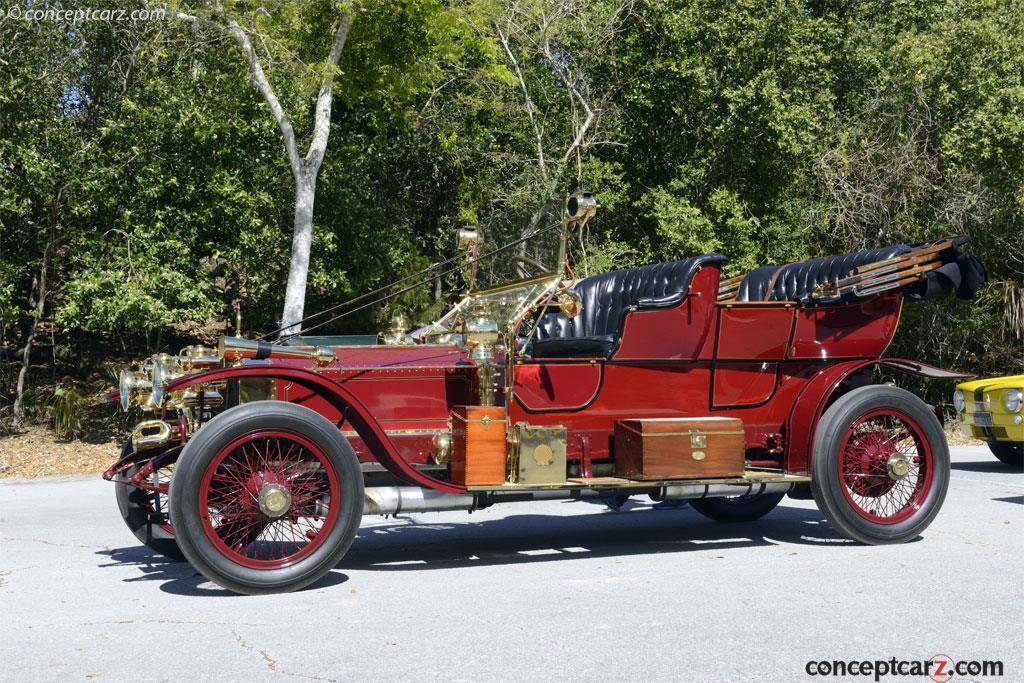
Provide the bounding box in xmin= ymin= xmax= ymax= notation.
xmin=513 ymin=255 xmax=547 ymax=278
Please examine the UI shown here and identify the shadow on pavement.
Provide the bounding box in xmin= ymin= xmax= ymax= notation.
xmin=992 ymin=495 xmax=1024 ymax=506
xmin=951 ymin=460 xmax=1020 ymax=473
xmin=345 ymin=502 xmax=858 ymax=571
xmin=96 ymin=545 xmax=348 ymax=595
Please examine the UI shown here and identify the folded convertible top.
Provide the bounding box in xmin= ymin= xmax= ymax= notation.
xmin=718 ymin=236 xmax=986 ymax=305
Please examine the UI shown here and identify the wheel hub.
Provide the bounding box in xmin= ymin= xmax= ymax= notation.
xmin=887 ymin=454 xmax=910 ymax=480
xmin=846 ymin=432 xmax=898 ymax=497
xmin=258 ymin=483 xmax=292 ymax=518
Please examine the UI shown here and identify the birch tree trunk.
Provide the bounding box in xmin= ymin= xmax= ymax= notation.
xmin=282 ymin=171 xmax=316 ymax=332
xmin=177 ymin=11 xmax=351 ymax=337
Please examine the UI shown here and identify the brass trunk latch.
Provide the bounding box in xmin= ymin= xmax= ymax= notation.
xmin=689 ymin=429 xmax=707 ymax=449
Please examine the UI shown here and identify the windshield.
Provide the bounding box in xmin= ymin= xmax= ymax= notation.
xmin=472 ymin=204 xmax=565 ymax=290
xmin=412 ymin=210 xmax=568 ymax=345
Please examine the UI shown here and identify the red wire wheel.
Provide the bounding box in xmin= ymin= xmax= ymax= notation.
xmin=199 ymin=430 xmax=341 ymax=570
xmin=811 ymin=385 xmax=949 ymax=545
xmin=169 ymin=401 xmax=363 ymax=594
xmin=837 ymin=409 xmax=933 ymax=524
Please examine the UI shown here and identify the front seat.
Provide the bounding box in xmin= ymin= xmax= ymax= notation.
xmin=531 ymin=254 xmax=726 ymax=358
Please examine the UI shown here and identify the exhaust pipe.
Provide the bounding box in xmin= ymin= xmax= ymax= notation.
xmin=363 ymin=481 xmax=795 ymax=516
xmin=364 ymin=487 xmax=477 ymax=515
xmin=657 ymin=481 xmax=794 ymax=500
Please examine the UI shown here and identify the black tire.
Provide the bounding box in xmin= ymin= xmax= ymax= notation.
xmin=988 ymin=441 xmax=1023 ymax=468
xmin=113 ymin=441 xmax=184 ymax=561
xmin=689 ymin=492 xmax=784 ymax=523
xmin=811 ymin=385 xmax=949 ymax=545
xmin=169 ymin=401 xmax=363 ymax=595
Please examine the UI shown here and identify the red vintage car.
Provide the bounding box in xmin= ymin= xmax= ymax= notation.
xmin=107 ymin=194 xmax=986 ymax=594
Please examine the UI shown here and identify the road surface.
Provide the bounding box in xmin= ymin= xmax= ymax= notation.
xmin=1 ymin=445 xmax=1021 ymax=681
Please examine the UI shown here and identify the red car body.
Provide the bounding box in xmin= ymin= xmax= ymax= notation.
xmin=104 ymin=226 xmax=984 ymax=594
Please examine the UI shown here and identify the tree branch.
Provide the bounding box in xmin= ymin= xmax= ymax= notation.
xmin=495 ymin=19 xmax=547 ymax=181
xmin=306 ymin=13 xmax=351 ymax=168
xmin=177 ymin=11 xmax=301 ymax=175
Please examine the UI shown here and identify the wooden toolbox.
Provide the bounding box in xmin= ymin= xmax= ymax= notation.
xmin=450 ymin=406 xmax=508 ymax=486
xmin=614 ymin=417 xmax=746 ymax=480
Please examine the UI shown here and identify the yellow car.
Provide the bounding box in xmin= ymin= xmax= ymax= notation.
xmin=953 ymin=375 xmax=1024 ymax=467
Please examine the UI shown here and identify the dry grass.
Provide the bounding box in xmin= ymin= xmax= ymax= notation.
xmin=945 ymin=425 xmax=979 ymax=446
xmin=0 ymin=423 xmax=984 ymax=480
xmin=0 ymin=426 xmax=119 ymax=478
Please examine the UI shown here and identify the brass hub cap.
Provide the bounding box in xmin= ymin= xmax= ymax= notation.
xmin=258 ymin=483 xmax=292 ymax=518
xmin=887 ymin=454 xmax=911 ymax=480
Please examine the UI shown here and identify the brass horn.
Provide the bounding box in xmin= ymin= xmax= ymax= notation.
xmin=218 ymin=336 xmax=336 ymax=366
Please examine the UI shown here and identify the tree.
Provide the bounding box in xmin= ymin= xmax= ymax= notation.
xmin=177 ymin=2 xmax=352 ymax=335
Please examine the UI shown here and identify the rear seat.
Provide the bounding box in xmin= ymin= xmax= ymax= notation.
xmin=734 ymin=245 xmax=911 ymax=302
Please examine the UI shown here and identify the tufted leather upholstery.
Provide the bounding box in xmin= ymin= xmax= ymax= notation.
xmin=531 ymin=254 xmax=726 ymax=358
xmin=735 ymin=245 xmax=912 ymax=303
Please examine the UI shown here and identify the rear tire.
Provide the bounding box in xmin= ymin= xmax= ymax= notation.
xmin=988 ymin=441 xmax=1023 ymax=468
xmin=689 ymin=492 xmax=784 ymax=523
xmin=169 ymin=401 xmax=363 ymax=595
xmin=811 ymin=385 xmax=949 ymax=545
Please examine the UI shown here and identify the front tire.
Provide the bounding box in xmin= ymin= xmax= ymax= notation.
xmin=689 ymin=492 xmax=784 ymax=523
xmin=169 ymin=401 xmax=363 ymax=595
xmin=988 ymin=441 xmax=1023 ymax=468
xmin=113 ymin=441 xmax=184 ymax=561
xmin=811 ymin=385 xmax=949 ymax=545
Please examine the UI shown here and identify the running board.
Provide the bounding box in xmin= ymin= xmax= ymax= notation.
xmin=362 ymin=473 xmax=810 ymax=516
xmin=464 ymin=471 xmax=810 ymax=492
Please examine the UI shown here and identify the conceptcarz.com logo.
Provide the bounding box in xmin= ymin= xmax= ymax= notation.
xmin=804 ymin=654 xmax=1004 ymax=681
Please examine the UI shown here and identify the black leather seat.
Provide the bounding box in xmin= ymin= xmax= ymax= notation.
xmin=531 ymin=254 xmax=726 ymax=358
xmin=735 ymin=245 xmax=912 ymax=302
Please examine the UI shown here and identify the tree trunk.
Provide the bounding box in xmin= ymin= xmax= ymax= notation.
xmin=12 ymin=242 xmax=52 ymax=429
xmin=280 ymin=170 xmax=316 ymax=335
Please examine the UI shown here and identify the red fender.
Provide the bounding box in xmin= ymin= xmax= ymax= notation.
xmin=785 ymin=358 xmax=972 ymax=475
xmin=164 ymin=365 xmax=466 ymax=493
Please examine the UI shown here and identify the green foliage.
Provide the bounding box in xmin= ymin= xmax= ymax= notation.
xmin=1 ymin=0 xmax=1022 ymax=419
xmin=15 ymin=385 xmax=88 ymax=439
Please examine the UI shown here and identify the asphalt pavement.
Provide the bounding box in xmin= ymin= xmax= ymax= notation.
xmin=1 ymin=444 xmax=1021 ymax=682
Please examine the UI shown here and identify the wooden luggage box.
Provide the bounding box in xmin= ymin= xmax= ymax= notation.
xmin=614 ymin=417 xmax=746 ymax=480
xmin=450 ymin=406 xmax=507 ymax=486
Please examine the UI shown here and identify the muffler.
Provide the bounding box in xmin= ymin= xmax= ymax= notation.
xmin=363 ymin=486 xmax=477 ymax=515
xmin=657 ymin=481 xmax=794 ymax=500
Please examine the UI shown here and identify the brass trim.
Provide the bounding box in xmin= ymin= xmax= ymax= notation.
xmin=617 ymin=424 xmax=745 ymax=438
xmin=131 ymin=419 xmax=174 ymax=450
xmin=464 ymin=472 xmax=811 ymax=491
xmin=337 ymin=365 xmax=471 ymax=371
xmin=450 ymin=414 xmax=508 ymax=425
xmin=339 ymin=428 xmax=442 ymax=437
xmin=470 ymin=272 xmax=559 ymax=296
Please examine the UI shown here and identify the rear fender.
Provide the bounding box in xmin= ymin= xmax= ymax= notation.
xmin=164 ymin=365 xmax=465 ymax=493
xmin=785 ymin=358 xmax=972 ymax=475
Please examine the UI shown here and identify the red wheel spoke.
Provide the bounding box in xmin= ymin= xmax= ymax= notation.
xmin=838 ymin=409 xmax=933 ymax=525
xmin=199 ymin=429 xmax=341 ymax=570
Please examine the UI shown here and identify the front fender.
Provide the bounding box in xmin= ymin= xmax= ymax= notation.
xmin=785 ymin=358 xmax=972 ymax=475
xmin=164 ymin=365 xmax=465 ymax=493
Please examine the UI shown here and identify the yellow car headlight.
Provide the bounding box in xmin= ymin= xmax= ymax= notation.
xmin=1004 ymin=389 xmax=1023 ymax=413
xmin=953 ymin=390 xmax=966 ymax=413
